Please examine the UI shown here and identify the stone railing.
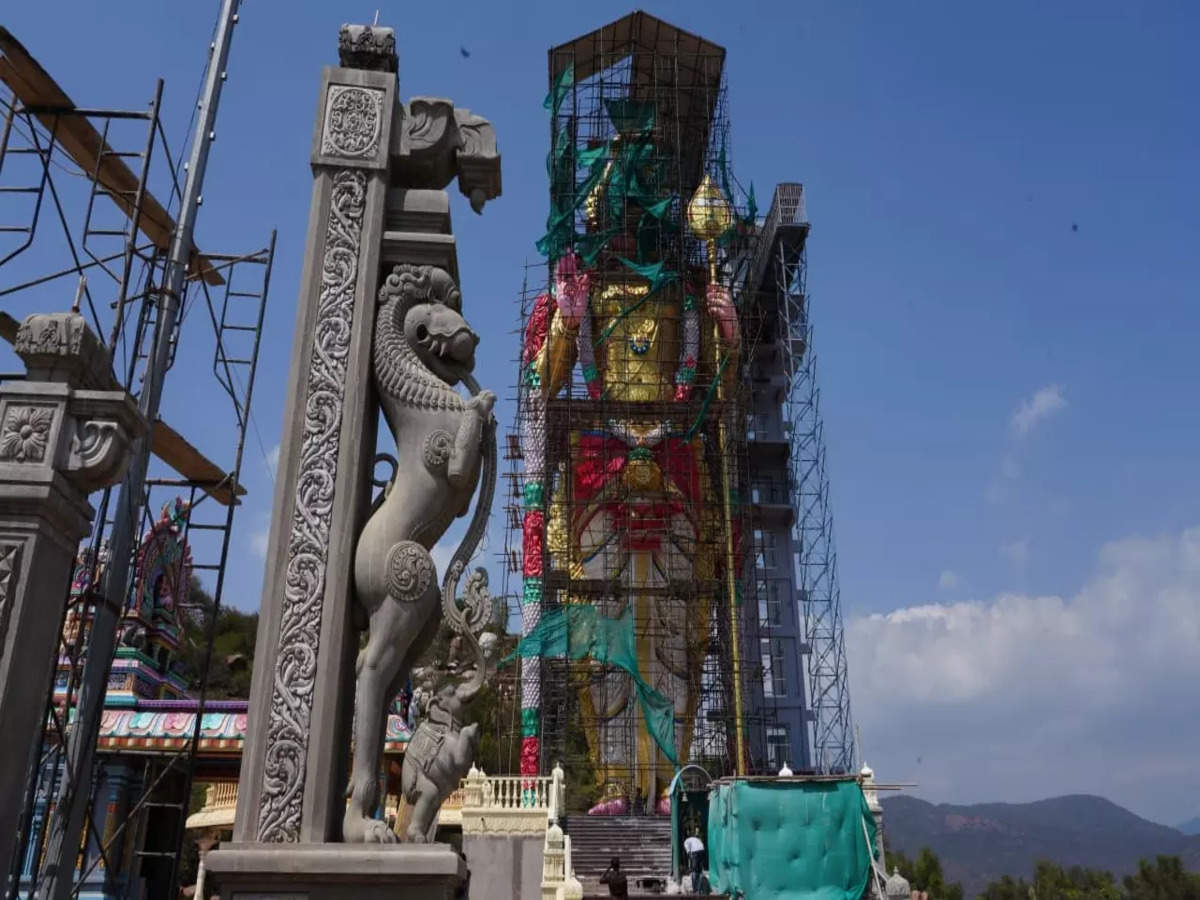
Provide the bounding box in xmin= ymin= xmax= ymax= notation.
xmin=460 ymin=763 xmax=564 ymax=837
xmin=206 ymin=782 xmax=239 ymax=810
xmin=185 ymin=782 xmax=239 ymax=831
xmin=437 ymin=787 xmax=466 ymax=826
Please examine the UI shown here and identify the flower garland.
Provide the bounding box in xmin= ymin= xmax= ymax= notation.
xmin=518 ymin=293 xmax=552 ymax=778
xmin=674 ymin=289 xmax=701 ymax=402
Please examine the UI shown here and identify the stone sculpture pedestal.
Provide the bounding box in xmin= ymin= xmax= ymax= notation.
xmin=204 ymin=843 xmax=466 ymax=900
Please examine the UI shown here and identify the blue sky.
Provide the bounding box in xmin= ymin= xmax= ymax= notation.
xmin=3 ymin=2 xmax=1198 ymax=826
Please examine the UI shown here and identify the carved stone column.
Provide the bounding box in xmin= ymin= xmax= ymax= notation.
xmin=232 ymin=24 xmax=399 ymax=848
xmin=209 ymin=19 xmax=499 ymax=898
xmin=0 ymin=312 xmax=145 ymax=880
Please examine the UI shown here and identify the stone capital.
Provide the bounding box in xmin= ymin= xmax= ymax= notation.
xmin=1 ymin=313 xmax=147 ymax=509
xmin=337 ymin=24 xmax=397 ymax=73
xmin=14 ymin=311 xmax=119 ymax=390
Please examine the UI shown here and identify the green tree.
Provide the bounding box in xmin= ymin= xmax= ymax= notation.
xmin=1123 ymin=855 xmax=1200 ymax=900
xmin=175 ymin=577 xmax=258 ymax=699
xmin=978 ymin=874 xmax=1030 ymax=900
xmin=1029 ymin=859 xmax=1121 ymax=900
xmin=884 ymin=847 xmax=964 ymax=900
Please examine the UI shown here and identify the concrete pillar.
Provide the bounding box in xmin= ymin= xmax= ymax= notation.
xmin=0 ymin=312 xmax=145 ymax=881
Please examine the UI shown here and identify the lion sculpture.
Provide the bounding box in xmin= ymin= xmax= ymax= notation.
xmin=343 ymin=263 xmax=496 ymax=844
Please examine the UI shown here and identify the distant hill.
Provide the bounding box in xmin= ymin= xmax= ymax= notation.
xmin=881 ymin=793 xmax=1200 ymax=898
xmin=1179 ymin=816 xmax=1200 ymax=836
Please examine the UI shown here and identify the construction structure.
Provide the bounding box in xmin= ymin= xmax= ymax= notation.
xmin=502 ymin=11 xmax=856 ymax=821
xmin=0 ymin=7 xmax=277 ymax=897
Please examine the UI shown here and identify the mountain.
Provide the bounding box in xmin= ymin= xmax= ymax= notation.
xmin=880 ymin=793 xmax=1200 ymax=898
xmin=1179 ymin=817 xmax=1200 ymax=836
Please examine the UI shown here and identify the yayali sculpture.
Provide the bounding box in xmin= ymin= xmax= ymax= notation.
xmin=344 ymin=263 xmax=497 ymax=843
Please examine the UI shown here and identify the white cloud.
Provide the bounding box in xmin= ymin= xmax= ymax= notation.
xmin=1011 ymin=384 xmax=1067 ymax=437
xmin=265 ymin=443 xmax=280 ymax=477
xmin=250 ymin=512 xmax=272 ymax=559
xmin=937 ymin=570 xmax=960 ymax=592
xmin=1000 ymin=537 xmax=1030 ymax=569
xmin=849 ymin=527 xmax=1200 ymax=825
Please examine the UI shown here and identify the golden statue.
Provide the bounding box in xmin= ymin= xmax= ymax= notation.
xmin=525 ymin=160 xmax=741 ymax=807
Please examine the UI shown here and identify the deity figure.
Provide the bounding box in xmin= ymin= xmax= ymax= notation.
xmin=522 ymin=144 xmax=741 ymax=805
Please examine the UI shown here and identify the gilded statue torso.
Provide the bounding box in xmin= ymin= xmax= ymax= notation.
xmin=593 ymin=281 xmax=680 ymax=403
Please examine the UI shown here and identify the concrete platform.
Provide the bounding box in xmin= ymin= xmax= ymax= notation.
xmin=204 ymin=841 xmax=467 ymax=899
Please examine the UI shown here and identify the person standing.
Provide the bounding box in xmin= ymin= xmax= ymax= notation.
xmin=599 ymin=856 xmax=628 ymax=898
xmin=683 ymin=831 xmax=705 ymax=891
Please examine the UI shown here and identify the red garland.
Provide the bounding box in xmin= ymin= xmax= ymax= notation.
xmin=572 ymin=434 xmax=703 ymax=505
xmin=522 ymin=511 xmax=545 ymax=577
xmin=520 ymin=736 xmax=540 ymax=775
xmin=523 ymin=293 xmax=553 ymax=365
xmin=573 ymin=440 xmax=626 ymax=499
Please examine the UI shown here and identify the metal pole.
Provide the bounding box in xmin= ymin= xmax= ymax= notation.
xmin=34 ymin=2 xmax=241 ymax=896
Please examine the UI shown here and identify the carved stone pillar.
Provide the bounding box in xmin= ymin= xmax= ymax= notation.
xmin=232 ymin=24 xmax=399 ymax=848
xmin=0 ymin=312 xmax=145 ymax=881
xmin=210 ymin=19 xmax=499 ymax=899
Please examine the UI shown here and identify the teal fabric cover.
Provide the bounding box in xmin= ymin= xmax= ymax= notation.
xmin=708 ymin=779 xmax=877 ymax=900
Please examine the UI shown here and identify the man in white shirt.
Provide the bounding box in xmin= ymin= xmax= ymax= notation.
xmin=683 ymin=832 xmax=705 ymax=891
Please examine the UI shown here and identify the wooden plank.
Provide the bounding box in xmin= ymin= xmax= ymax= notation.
xmin=0 ymin=27 xmax=223 ymax=286
xmin=150 ymin=419 xmax=246 ymax=507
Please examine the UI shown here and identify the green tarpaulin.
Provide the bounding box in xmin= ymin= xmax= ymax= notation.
xmin=502 ymin=604 xmax=678 ymax=766
xmin=708 ymin=779 xmax=877 ymax=900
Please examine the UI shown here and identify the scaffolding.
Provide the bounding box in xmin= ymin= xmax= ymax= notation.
xmin=1 ymin=16 xmax=273 ymax=898
xmin=749 ymin=184 xmax=856 ymax=774
xmin=500 ymin=13 xmax=818 ymax=811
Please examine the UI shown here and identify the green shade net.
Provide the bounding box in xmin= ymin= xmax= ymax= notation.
xmin=502 ymin=604 xmax=678 ymax=767
xmin=603 ymin=99 xmax=656 ymax=136
xmin=708 ymin=779 xmax=878 ymax=900
xmin=544 ymin=62 xmax=574 ymax=116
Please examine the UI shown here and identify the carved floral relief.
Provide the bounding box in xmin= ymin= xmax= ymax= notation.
xmin=0 ymin=405 xmax=55 ymax=462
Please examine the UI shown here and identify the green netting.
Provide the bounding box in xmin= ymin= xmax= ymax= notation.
xmin=544 ymin=62 xmax=574 ymax=116
xmin=604 ymin=98 xmax=656 ymax=135
xmin=502 ymin=604 xmax=678 ymax=766
xmin=536 ymin=124 xmax=673 ymax=265
xmin=708 ymin=780 xmax=877 ymax=900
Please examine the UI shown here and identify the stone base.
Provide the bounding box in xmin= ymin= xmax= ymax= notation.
xmin=462 ymin=833 xmax=544 ymax=900
xmin=204 ymin=842 xmax=467 ymax=899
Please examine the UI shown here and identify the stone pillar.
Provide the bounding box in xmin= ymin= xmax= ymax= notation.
xmin=207 ymin=19 xmax=499 ymax=899
xmin=0 ymin=312 xmax=145 ymax=881
xmin=540 ymin=821 xmax=565 ymax=900
xmin=232 ymin=23 xmax=398 ymax=848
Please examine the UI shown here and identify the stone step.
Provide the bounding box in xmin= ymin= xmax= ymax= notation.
xmin=565 ymin=816 xmax=676 ymax=884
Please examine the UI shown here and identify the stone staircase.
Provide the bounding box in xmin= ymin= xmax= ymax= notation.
xmin=566 ymin=815 xmax=674 ymax=894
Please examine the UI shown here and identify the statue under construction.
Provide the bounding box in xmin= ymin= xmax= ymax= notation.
xmin=506 ymin=12 xmax=855 ymax=813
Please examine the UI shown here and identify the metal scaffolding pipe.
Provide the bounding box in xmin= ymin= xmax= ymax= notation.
xmin=32 ymin=2 xmax=242 ymax=896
